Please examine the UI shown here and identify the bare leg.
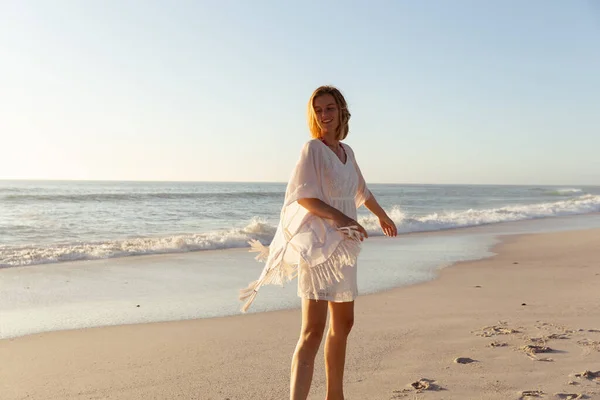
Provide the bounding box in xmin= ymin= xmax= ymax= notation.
xmin=290 ymin=298 xmax=328 ymax=400
xmin=324 ymin=301 xmax=354 ymax=400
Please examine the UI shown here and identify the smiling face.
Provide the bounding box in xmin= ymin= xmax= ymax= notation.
xmin=306 ymin=86 xmax=351 ymax=140
xmin=313 ymin=94 xmax=340 ymax=135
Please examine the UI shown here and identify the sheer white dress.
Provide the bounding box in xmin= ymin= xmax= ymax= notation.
xmin=297 ymin=139 xmax=369 ymax=302
xmin=240 ymin=139 xmax=371 ymax=311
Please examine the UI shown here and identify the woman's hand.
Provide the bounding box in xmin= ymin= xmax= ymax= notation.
xmin=379 ymin=214 xmax=397 ymax=237
xmin=364 ymin=195 xmax=397 ymax=237
xmin=333 ymin=214 xmax=369 ymax=241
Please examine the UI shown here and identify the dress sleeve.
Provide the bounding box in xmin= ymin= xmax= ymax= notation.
xmin=348 ymin=146 xmax=372 ymax=208
xmin=284 ymin=141 xmax=325 ymax=207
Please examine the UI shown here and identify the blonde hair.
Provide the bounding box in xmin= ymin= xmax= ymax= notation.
xmin=307 ymin=86 xmax=351 ymax=140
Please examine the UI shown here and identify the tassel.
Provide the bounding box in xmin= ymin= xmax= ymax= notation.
xmin=238 ymin=266 xmax=276 ymax=312
xmin=248 ymin=239 xmax=270 ymax=262
xmin=239 ymin=279 xmax=259 ymax=301
xmin=241 ymin=291 xmax=258 ymax=313
xmin=239 ymin=279 xmax=260 ymax=313
xmin=338 ymin=226 xmax=364 ymax=242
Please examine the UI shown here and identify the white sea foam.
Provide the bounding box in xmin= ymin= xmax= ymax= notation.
xmin=358 ymin=194 xmax=600 ymax=234
xmin=543 ymin=188 xmax=585 ymax=196
xmin=0 ymin=217 xmax=276 ymax=267
xmin=2 ymin=195 xmax=599 ymax=267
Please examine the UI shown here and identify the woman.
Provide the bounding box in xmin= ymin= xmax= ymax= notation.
xmin=240 ymin=86 xmax=397 ymax=400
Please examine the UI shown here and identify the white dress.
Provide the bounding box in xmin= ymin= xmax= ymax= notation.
xmin=239 ymin=139 xmax=371 ymax=311
xmin=298 ymin=140 xmax=365 ymax=302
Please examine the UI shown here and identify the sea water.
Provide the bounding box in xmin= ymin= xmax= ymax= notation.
xmin=2 ymin=181 xmax=599 ymax=267
xmin=1 ymin=181 xmax=600 ymax=338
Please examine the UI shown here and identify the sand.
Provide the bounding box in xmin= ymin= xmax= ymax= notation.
xmin=1 ymin=229 xmax=600 ymax=400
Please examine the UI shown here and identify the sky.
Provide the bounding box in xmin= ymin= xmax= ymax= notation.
xmin=1 ymin=1 xmax=599 ymax=185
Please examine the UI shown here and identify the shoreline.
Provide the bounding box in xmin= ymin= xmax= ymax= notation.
xmin=2 ymin=228 xmax=600 ymax=399
xmin=3 ymin=211 xmax=600 ymax=271
xmin=2 ymin=214 xmax=600 ymax=340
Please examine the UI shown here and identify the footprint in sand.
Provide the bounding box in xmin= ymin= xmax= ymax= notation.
xmin=574 ymin=370 xmax=600 ymax=382
xmin=519 ymin=389 xmax=544 ymax=399
xmin=577 ymin=339 xmax=600 ymax=352
xmin=412 ymin=378 xmax=443 ymax=392
xmin=535 ymin=322 xmax=576 ymax=334
xmin=529 ymin=333 xmax=571 ymax=342
xmin=519 ymin=344 xmax=556 ymax=361
xmin=554 ymin=393 xmax=588 ymax=399
xmin=474 ymin=323 xmax=520 ymax=338
xmin=391 ymin=378 xmax=445 ymax=398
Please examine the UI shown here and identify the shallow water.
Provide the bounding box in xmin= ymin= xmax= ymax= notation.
xmin=2 ymin=213 xmax=599 ymax=339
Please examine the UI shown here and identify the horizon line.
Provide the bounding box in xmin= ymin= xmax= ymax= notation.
xmin=0 ymin=178 xmax=597 ymax=187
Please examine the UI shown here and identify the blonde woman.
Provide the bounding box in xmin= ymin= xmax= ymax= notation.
xmin=240 ymin=86 xmax=397 ymax=400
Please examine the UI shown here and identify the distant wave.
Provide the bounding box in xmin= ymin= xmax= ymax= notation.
xmin=533 ymin=188 xmax=585 ymax=196
xmin=2 ymin=191 xmax=284 ymax=202
xmin=2 ymin=194 xmax=599 ymax=268
xmin=548 ymin=188 xmax=584 ymax=196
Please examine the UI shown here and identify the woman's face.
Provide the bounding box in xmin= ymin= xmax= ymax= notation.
xmin=313 ymin=94 xmax=339 ymax=135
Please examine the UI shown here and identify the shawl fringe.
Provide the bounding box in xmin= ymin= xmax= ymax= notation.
xmin=248 ymin=239 xmax=270 ymax=261
xmin=305 ymin=238 xmax=360 ymax=293
xmin=239 ymin=228 xmax=361 ymax=312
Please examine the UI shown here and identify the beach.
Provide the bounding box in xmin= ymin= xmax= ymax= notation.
xmin=2 ymin=228 xmax=599 ymax=399
xmin=4 ymin=1 xmax=600 ymax=398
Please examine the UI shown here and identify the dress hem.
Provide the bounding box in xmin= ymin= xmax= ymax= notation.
xmin=297 ymin=292 xmax=358 ymax=303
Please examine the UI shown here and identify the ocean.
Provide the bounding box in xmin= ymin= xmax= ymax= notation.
xmin=2 ymin=180 xmax=600 ymax=338
xmin=2 ymin=180 xmax=600 ymax=267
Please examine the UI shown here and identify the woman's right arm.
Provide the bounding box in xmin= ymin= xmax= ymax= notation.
xmin=297 ymin=198 xmax=368 ymax=239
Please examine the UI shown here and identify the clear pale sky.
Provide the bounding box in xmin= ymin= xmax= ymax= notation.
xmin=1 ymin=1 xmax=599 ymax=185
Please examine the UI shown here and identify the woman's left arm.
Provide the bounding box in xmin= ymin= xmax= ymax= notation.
xmin=350 ymin=145 xmax=398 ymax=237
xmin=364 ymin=194 xmax=398 ymax=237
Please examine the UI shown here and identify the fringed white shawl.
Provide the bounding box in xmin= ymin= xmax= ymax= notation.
xmin=239 ymin=139 xmax=371 ymax=312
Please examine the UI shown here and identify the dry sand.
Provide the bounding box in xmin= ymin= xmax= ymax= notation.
xmin=1 ymin=229 xmax=600 ymax=400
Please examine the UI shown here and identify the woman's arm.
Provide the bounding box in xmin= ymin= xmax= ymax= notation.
xmin=297 ymin=198 xmax=369 ymax=239
xmin=363 ymin=194 xmax=398 ymax=237
xmin=363 ymin=194 xmax=386 ymax=219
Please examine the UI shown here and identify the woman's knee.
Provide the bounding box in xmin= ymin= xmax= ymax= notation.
xmin=330 ymin=315 xmax=354 ymax=336
xmin=328 ymin=301 xmax=355 ymax=337
xmin=299 ymin=322 xmax=326 ymax=350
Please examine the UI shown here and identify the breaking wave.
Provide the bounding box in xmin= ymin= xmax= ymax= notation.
xmin=2 ymin=195 xmax=599 ymax=267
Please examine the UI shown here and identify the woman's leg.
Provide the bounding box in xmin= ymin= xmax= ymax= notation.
xmin=324 ymin=300 xmax=354 ymax=400
xmin=290 ymin=298 xmax=328 ymax=400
